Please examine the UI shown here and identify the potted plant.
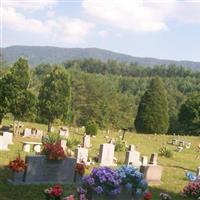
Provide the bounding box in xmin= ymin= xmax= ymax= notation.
xmin=8 ymin=156 xmax=27 ymax=182
xmin=82 ymin=167 xmax=122 ymax=200
xmin=44 ymin=185 xmax=63 ymax=200
xmin=116 ymin=165 xmax=148 ymax=200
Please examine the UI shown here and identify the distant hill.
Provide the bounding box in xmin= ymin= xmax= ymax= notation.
xmin=1 ymin=45 xmax=200 ymax=71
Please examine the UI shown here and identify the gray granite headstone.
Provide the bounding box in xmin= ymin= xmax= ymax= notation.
xmin=24 ymin=155 xmax=76 ymax=184
xmin=149 ymin=153 xmax=158 ymax=165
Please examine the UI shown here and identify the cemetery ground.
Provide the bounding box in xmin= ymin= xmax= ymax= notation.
xmin=0 ymin=120 xmax=198 ymax=200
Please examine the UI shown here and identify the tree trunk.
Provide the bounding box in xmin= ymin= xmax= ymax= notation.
xmin=48 ymin=122 xmax=52 ymax=132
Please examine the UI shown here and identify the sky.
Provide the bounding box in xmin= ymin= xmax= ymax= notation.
xmin=1 ymin=0 xmax=200 ymax=62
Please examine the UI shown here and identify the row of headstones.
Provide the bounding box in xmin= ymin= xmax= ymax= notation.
xmin=0 ymin=132 xmax=13 ymax=150
xmin=75 ymin=143 xmax=163 ymax=184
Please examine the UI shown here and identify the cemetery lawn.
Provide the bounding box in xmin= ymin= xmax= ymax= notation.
xmin=0 ymin=120 xmax=198 ymax=200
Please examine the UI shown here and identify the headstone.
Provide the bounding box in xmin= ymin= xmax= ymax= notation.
xmin=149 ymin=153 xmax=158 ymax=165
xmin=125 ymin=150 xmax=141 ymax=168
xmin=3 ymin=132 xmax=13 ymax=145
xmin=141 ymin=165 xmax=163 ymax=185
xmin=23 ymin=128 xmax=32 ymax=137
xmin=61 ymin=140 xmax=67 ymax=151
xmin=99 ymin=143 xmax=116 ymax=166
xmin=23 ymin=143 xmax=31 ymax=152
xmin=197 ymin=167 xmax=200 ymax=178
xmin=59 ymin=127 xmax=69 ymax=138
xmin=109 ymin=138 xmax=115 ymax=144
xmin=141 ymin=156 xmax=148 ymax=166
xmin=83 ymin=135 xmax=91 ymax=148
xmin=36 ymin=130 xmax=43 ymax=138
xmin=23 ymin=155 xmax=76 ymax=184
xmin=75 ymin=147 xmax=88 ymax=163
xmin=128 ymin=145 xmax=135 ymax=151
xmin=0 ymin=135 xmax=9 ymax=150
xmin=33 ymin=144 xmax=41 ymax=153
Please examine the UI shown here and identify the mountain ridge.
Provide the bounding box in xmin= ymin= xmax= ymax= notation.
xmin=1 ymin=45 xmax=200 ymax=71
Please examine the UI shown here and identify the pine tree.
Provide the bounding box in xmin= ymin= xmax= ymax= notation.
xmin=135 ymin=77 xmax=169 ymax=134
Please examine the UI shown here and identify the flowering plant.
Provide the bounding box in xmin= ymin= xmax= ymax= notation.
xmin=44 ymin=185 xmax=63 ymax=200
xmin=42 ymin=143 xmax=66 ymax=160
xmin=143 ymin=191 xmax=152 ymax=200
xmin=183 ymin=181 xmax=200 ymax=199
xmin=75 ymin=163 xmax=86 ymax=176
xmin=82 ymin=167 xmax=122 ymax=197
xmin=9 ymin=157 xmax=27 ymax=172
xmin=116 ymin=165 xmax=148 ymax=195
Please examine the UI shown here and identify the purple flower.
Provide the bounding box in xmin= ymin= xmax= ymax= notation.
xmin=94 ymin=186 xmax=103 ymax=194
xmin=82 ymin=175 xmax=95 ymax=186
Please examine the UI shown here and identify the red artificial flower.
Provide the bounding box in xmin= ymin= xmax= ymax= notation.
xmin=9 ymin=157 xmax=27 ymax=172
xmin=143 ymin=191 xmax=152 ymax=200
xmin=75 ymin=163 xmax=86 ymax=176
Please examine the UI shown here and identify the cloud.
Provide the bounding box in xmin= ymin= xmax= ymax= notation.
xmin=98 ymin=30 xmax=111 ymax=38
xmin=82 ymin=0 xmax=200 ymax=32
xmin=82 ymin=0 xmax=176 ymax=32
xmin=3 ymin=1 xmax=94 ymax=44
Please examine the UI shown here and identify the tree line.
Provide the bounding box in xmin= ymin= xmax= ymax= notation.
xmin=0 ymin=58 xmax=200 ymax=135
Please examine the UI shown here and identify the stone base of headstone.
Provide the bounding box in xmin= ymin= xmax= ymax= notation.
xmin=74 ymin=172 xmax=83 ymax=184
xmin=86 ymin=188 xmax=142 ymax=200
xmin=140 ymin=164 xmax=163 ymax=185
xmin=8 ymin=155 xmax=77 ymax=185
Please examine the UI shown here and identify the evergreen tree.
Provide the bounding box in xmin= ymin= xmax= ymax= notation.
xmin=135 ymin=77 xmax=169 ymax=134
xmin=178 ymin=92 xmax=200 ymax=135
xmin=38 ymin=66 xmax=71 ymax=132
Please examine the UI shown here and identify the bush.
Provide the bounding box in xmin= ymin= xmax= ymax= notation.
xmin=115 ymin=139 xmax=126 ymax=152
xmin=85 ymin=120 xmax=98 ymax=136
xmin=158 ymin=146 xmax=173 ymax=158
xmin=42 ymin=132 xmax=62 ymax=144
xmin=66 ymin=138 xmax=80 ymax=150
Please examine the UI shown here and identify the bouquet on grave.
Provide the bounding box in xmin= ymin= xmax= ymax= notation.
xmin=8 ymin=156 xmax=27 ymax=172
xmin=183 ymin=181 xmax=200 ymax=199
xmin=75 ymin=162 xmax=86 ymax=176
xmin=42 ymin=142 xmax=66 ymax=160
xmin=82 ymin=167 xmax=122 ymax=197
xmin=44 ymin=185 xmax=63 ymax=200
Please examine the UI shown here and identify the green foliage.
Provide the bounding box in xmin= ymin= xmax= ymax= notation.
xmin=115 ymin=139 xmax=127 ymax=152
xmin=135 ymin=77 xmax=169 ymax=134
xmin=158 ymin=146 xmax=173 ymax=158
xmin=179 ymin=92 xmax=200 ymax=135
xmin=66 ymin=138 xmax=80 ymax=150
xmin=42 ymin=132 xmax=62 ymax=144
xmin=85 ymin=120 xmax=98 ymax=136
xmin=38 ymin=66 xmax=71 ymax=131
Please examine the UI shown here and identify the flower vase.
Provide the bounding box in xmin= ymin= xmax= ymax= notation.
xmin=13 ymin=171 xmax=24 ymax=182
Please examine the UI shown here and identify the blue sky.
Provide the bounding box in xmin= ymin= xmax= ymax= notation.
xmin=2 ymin=0 xmax=200 ymax=61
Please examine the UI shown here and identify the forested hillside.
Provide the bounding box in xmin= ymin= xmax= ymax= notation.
xmin=1 ymin=58 xmax=200 ymax=134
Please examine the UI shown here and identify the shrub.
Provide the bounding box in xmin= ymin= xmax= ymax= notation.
xmin=66 ymin=138 xmax=80 ymax=150
xmin=42 ymin=133 xmax=62 ymax=144
xmin=115 ymin=139 xmax=126 ymax=152
xmin=158 ymin=146 xmax=173 ymax=158
xmin=85 ymin=120 xmax=98 ymax=136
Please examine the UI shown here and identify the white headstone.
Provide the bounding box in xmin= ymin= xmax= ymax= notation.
xmin=99 ymin=143 xmax=116 ymax=166
xmin=83 ymin=135 xmax=91 ymax=148
xmin=3 ymin=132 xmax=13 ymax=145
xmin=142 ymin=156 xmax=148 ymax=166
xmin=23 ymin=128 xmax=32 ymax=137
xmin=59 ymin=127 xmax=69 ymax=138
xmin=61 ymin=140 xmax=67 ymax=151
xmin=75 ymin=147 xmax=88 ymax=163
xmin=36 ymin=130 xmax=43 ymax=138
xmin=125 ymin=150 xmax=141 ymax=167
xmin=0 ymin=135 xmax=9 ymax=150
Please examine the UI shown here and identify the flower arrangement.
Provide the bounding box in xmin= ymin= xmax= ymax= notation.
xmin=183 ymin=181 xmax=200 ymax=199
xmin=143 ymin=191 xmax=152 ymax=200
xmin=42 ymin=143 xmax=66 ymax=160
xmin=82 ymin=167 xmax=122 ymax=197
xmin=9 ymin=157 xmax=27 ymax=172
xmin=44 ymin=185 xmax=63 ymax=200
xmin=116 ymin=165 xmax=148 ymax=195
xmin=75 ymin=163 xmax=86 ymax=176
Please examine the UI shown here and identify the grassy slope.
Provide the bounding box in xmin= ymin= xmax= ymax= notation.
xmin=0 ymin=119 xmax=198 ymax=200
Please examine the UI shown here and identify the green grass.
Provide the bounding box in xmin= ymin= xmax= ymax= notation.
xmin=0 ymin=119 xmax=198 ymax=200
